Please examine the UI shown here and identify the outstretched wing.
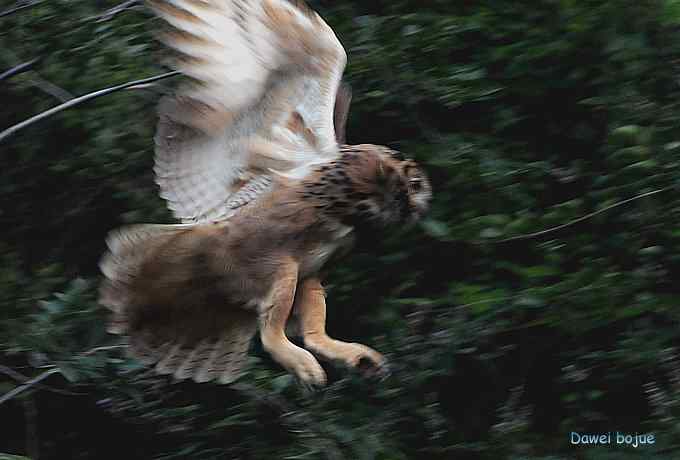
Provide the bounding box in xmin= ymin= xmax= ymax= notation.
xmin=150 ymin=0 xmax=347 ymax=223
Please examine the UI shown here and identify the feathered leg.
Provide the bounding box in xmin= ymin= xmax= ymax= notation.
xmin=295 ymin=278 xmax=388 ymax=378
xmin=259 ymin=260 xmax=326 ymax=388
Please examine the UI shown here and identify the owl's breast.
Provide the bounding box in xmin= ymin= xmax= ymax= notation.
xmin=298 ymin=223 xmax=354 ymax=278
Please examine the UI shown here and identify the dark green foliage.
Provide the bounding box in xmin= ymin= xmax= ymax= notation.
xmin=2 ymin=0 xmax=680 ymax=458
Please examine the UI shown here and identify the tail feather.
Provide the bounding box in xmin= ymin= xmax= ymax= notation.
xmin=173 ymin=338 xmax=214 ymax=380
xmin=99 ymin=224 xmax=193 ymax=289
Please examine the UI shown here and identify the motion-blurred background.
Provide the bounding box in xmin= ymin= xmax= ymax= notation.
xmin=2 ymin=1 xmax=680 ymax=458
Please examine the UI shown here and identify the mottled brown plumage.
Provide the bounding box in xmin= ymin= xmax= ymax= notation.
xmin=99 ymin=0 xmax=431 ymax=387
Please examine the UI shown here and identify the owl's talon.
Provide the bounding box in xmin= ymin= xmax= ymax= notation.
xmin=334 ymin=342 xmax=387 ymax=381
xmin=363 ymin=358 xmax=391 ymax=381
xmin=356 ymin=354 xmax=390 ymax=380
xmin=299 ymin=376 xmax=325 ymax=393
xmin=357 ymin=356 xmax=377 ymax=373
xmin=377 ymin=361 xmax=391 ymax=381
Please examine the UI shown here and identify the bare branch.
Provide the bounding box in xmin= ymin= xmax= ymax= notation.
xmin=0 ymin=70 xmax=180 ymax=143
xmin=0 ymin=0 xmax=42 ymax=19
xmin=126 ymin=82 xmax=164 ymax=91
xmin=451 ymin=295 xmax=523 ymax=312
xmin=27 ymin=74 xmax=74 ymax=102
xmin=1 ymin=57 xmax=73 ymax=102
xmin=476 ymin=188 xmax=670 ymax=244
xmin=0 ymin=365 xmax=82 ymax=396
xmin=93 ymin=0 xmax=141 ymax=22
xmin=0 ymin=345 xmax=128 ymax=403
xmin=81 ymin=344 xmax=128 ymax=356
xmin=0 ymin=58 xmax=39 ymax=81
xmin=0 ymin=368 xmax=61 ymax=406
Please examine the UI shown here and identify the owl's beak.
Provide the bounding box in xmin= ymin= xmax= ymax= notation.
xmin=411 ymin=194 xmax=431 ymax=222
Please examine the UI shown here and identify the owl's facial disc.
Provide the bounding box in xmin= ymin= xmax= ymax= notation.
xmin=348 ymin=151 xmax=431 ymax=228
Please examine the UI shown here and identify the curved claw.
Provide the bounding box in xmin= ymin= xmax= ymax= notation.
xmin=356 ymin=355 xmax=390 ymax=381
xmin=298 ymin=374 xmax=327 ymax=393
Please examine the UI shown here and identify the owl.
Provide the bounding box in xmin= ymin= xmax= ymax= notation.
xmin=99 ymin=0 xmax=432 ymax=388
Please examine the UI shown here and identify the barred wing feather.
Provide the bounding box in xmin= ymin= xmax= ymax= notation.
xmin=150 ymin=0 xmax=347 ymax=223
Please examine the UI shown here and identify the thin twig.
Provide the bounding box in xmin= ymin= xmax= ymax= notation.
xmin=92 ymin=0 xmax=141 ymax=22
xmin=455 ymin=295 xmax=523 ymax=311
xmin=0 ymin=0 xmax=42 ymax=19
xmin=0 ymin=368 xmax=61 ymax=405
xmin=0 ymin=57 xmax=39 ymax=81
xmin=28 ymin=74 xmax=74 ymax=102
xmin=81 ymin=344 xmax=128 ymax=356
xmin=422 ymin=294 xmax=524 ymax=315
xmin=0 ymin=70 xmax=180 ymax=143
xmin=0 ymin=365 xmax=82 ymax=396
xmin=1 ymin=57 xmax=73 ymax=102
xmin=0 ymin=345 xmax=128 ymax=404
xmin=126 ymin=82 xmax=165 ymax=91
xmin=430 ymin=278 xmax=629 ymax=322
xmin=476 ymin=188 xmax=670 ymax=244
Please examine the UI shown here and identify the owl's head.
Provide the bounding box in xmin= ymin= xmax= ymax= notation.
xmin=335 ymin=145 xmax=432 ymax=228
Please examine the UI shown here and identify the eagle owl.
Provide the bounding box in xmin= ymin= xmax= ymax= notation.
xmin=99 ymin=0 xmax=431 ymax=388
